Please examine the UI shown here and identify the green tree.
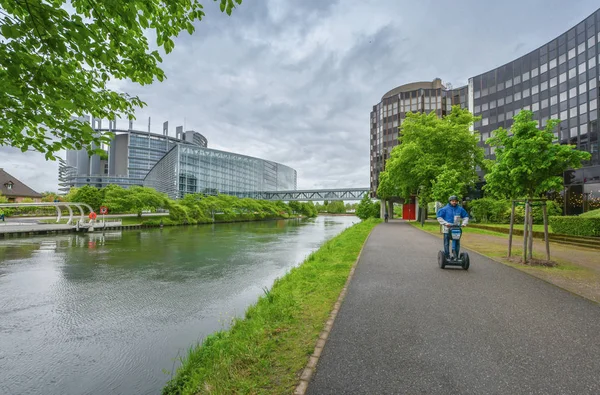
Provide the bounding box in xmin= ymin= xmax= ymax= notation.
xmin=376 ymin=171 xmax=401 ymax=200
xmin=356 ymin=194 xmax=380 ymax=220
xmin=380 ymin=106 xmax=485 ymax=205
xmin=127 ymin=186 xmax=169 ymax=217
xmin=298 ymin=201 xmax=317 ymax=218
xmin=484 ymin=110 xmax=591 ymax=199
xmin=0 ymin=0 xmax=241 ymax=159
xmin=41 ymin=191 xmax=63 ymax=202
xmin=69 ymin=185 xmax=102 ymax=210
xmin=326 ymin=200 xmax=346 ymax=214
xmin=288 ymin=200 xmax=301 ymax=214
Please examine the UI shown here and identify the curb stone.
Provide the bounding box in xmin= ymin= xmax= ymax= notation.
xmin=293 ymin=225 xmax=376 ymax=395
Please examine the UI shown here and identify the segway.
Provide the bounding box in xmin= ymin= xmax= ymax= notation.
xmin=438 ymin=225 xmax=470 ymax=270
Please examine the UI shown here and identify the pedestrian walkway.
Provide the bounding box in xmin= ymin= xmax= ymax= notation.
xmin=306 ymin=221 xmax=600 ymax=394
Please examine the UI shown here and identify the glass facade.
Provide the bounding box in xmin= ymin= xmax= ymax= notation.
xmin=59 ymin=129 xmax=209 ymax=193
xmin=470 ymin=8 xmax=600 ymax=214
xmin=371 ymin=8 xmax=600 ymax=214
xmin=144 ymin=145 xmax=297 ymax=199
xmin=370 ymin=79 xmax=468 ymax=195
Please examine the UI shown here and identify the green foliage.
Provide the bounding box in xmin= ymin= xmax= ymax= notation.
xmin=466 ymin=198 xmax=562 ymax=224
xmin=162 ymin=218 xmax=380 ymax=394
xmin=380 ymin=106 xmax=484 ymax=205
xmin=512 ymin=201 xmax=562 ymax=224
xmin=484 ymin=110 xmax=591 ymax=199
xmin=101 ymin=185 xmax=168 ymax=216
xmin=0 ymin=0 xmax=241 ymax=159
xmin=356 ymin=194 xmax=380 ymax=220
xmin=466 ymin=198 xmax=511 ymax=223
xmin=580 ymin=209 xmax=600 ymax=218
xmin=168 ymin=203 xmax=192 ymax=224
xmin=68 ymin=185 xmax=103 ymax=210
xmin=41 ymin=191 xmax=63 ymax=202
xmin=325 ymin=200 xmax=346 ymax=214
xmin=549 ymin=216 xmax=600 ymax=236
xmin=297 ymin=201 xmax=318 ymax=218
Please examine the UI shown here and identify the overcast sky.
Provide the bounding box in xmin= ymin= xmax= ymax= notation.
xmin=2 ymin=0 xmax=599 ymax=193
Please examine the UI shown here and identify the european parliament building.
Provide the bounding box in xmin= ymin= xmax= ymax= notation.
xmin=371 ymin=7 xmax=600 ymax=215
xmin=59 ymin=119 xmax=297 ymax=199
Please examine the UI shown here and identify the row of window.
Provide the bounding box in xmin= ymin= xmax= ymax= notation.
xmin=474 ymin=28 xmax=600 ymax=95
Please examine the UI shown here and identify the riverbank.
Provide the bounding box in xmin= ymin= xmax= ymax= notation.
xmin=162 ymin=218 xmax=380 ymax=394
xmin=0 ymin=214 xmax=309 ymax=238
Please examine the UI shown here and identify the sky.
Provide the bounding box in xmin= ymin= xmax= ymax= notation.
xmin=2 ymin=0 xmax=599 ymax=193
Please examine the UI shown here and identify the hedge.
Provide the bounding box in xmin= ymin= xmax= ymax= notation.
xmin=549 ymin=216 xmax=600 ymax=237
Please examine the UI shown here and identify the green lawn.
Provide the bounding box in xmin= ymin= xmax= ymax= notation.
xmin=413 ymin=222 xmax=509 ymax=237
xmin=162 ymin=218 xmax=381 ymax=394
xmin=472 ymin=223 xmax=551 ymax=233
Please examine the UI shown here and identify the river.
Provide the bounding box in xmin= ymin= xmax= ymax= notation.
xmin=0 ymin=215 xmax=358 ymax=395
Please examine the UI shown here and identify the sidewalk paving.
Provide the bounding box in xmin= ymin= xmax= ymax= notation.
xmin=306 ymin=220 xmax=600 ymax=394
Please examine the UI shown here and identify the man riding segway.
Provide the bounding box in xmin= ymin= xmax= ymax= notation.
xmin=436 ymin=195 xmax=470 ymax=270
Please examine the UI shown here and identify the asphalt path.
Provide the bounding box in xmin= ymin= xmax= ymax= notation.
xmin=307 ymin=220 xmax=600 ymax=394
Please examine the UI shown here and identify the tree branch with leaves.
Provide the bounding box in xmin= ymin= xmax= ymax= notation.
xmin=0 ymin=0 xmax=242 ymax=159
xmin=379 ymin=106 xmax=485 ymax=206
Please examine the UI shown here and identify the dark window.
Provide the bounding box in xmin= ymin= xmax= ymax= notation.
xmin=559 ymin=62 xmax=568 ymax=74
xmin=568 ymin=58 xmax=577 ymax=69
xmin=560 ymin=82 xmax=568 ymax=92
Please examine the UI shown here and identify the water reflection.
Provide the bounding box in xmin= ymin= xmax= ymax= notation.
xmin=0 ymin=216 xmax=357 ymax=395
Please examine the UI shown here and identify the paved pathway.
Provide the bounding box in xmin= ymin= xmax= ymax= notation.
xmin=307 ymin=220 xmax=600 ymax=394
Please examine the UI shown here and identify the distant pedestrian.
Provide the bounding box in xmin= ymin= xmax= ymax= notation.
xmin=0 ymin=208 xmax=5 ymax=222
xmin=384 ymin=212 xmax=389 ymax=223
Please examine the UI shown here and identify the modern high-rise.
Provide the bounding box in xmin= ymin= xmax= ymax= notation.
xmin=370 ymin=78 xmax=468 ymax=197
xmin=371 ymin=7 xmax=600 ymax=215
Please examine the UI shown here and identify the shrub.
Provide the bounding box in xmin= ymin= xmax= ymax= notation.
xmin=467 ymin=198 xmax=510 ymax=223
xmin=580 ymin=209 xmax=600 ymax=218
xmin=511 ymin=200 xmax=562 ymax=224
xmin=549 ymin=216 xmax=600 ymax=236
xmin=467 ymin=198 xmax=561 ymax=224
xmin=168 ymin=204 xmax=193 ymax=224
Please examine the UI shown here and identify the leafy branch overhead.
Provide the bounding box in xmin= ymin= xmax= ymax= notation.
xmin=0 ymin=0 xmax=242 ymax=159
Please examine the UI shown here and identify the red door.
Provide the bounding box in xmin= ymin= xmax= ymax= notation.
xmin=402 ymin=203 xmax=416 ymax=220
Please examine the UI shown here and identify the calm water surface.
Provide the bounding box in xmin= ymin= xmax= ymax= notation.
xmin=0 ymin=216 xmax=358 ymax=395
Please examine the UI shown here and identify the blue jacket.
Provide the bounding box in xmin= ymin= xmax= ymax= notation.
xmin=436 ymin=203 xmax=469 ymax=226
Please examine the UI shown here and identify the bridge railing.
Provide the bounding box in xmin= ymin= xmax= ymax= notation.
xmin=219 ymin=188 xmax=370 ymax=201
xmin=0 ymin=202 xmax=95 ymax=225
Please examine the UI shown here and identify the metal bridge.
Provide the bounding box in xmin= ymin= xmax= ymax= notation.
xmin=226 ymin=188 xmax=370 ymax=201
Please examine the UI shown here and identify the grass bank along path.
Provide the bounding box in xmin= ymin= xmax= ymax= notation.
xmin=413 ymin=222 xmax=600 ymax=304
xmin=162 ymin=218 xmax=380 ymax=395
xmin=307 ymin=221 xmax=600 ymax=394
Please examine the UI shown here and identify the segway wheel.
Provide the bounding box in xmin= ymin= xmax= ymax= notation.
xmin=438 ymin=250 xmax=446 ymax=269
xmin=460 ymin=252 xmax=470 ymax=270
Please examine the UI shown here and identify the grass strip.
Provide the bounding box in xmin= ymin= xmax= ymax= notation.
xmin=162 ymin=218 xmax=381 ymax=395
xmin=410 ymin=222 xmax=598 ymax=299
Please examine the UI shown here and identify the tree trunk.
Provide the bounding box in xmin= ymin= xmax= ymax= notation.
xmin=508 ymin=200 xmax=515 ymax=257
xmin=543 ymin=203 xmax=550 ymax=262
xmin=522 ymin=201 xmax=529 ymax=264
xmin=527 ymin=203 xmax=534 ymax=262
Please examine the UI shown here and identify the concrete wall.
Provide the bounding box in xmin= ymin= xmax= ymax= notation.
xmin=113 ymin=134 xmax=129 ymax=176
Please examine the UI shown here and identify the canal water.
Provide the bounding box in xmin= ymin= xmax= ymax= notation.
xmin=0 ymin=215 xmax=358 ymax=395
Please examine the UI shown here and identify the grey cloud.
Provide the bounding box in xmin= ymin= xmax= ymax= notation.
xmin=0 ymin=146 xmax=59 ymax=193
xmin=7 ymin=0 xmax=599 ymax=192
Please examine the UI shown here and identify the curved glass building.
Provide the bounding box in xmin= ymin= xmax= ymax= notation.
xmin=59 ymin=119 xmax=297 ymax=199
xmin=371 ymin=7 xmax=600 ymax=215
xmin=144 ymin=145 xmax=297 ymax=199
